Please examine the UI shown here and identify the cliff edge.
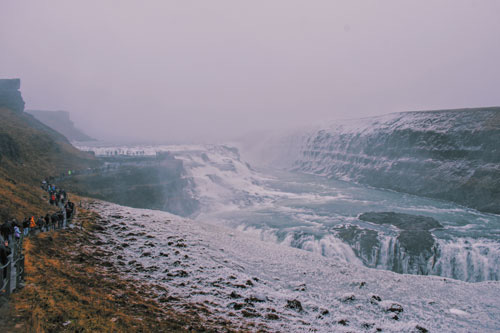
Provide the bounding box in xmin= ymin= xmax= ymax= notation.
xmin=0 ymin=79 xmax=25 ymax=113
xmin=27 ymin=110 xmax=96 ymax=142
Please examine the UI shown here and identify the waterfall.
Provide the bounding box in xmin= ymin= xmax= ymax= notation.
xmin=243 ymin=226 xmax=500 ymax=282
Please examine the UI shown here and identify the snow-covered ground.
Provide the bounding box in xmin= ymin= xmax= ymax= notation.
xmin=85 ymin=199 xmax=500 ymax=332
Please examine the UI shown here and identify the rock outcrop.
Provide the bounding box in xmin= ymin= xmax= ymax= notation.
xmin=335 ymin=212 xmax=443 ymax=276
xmin=358 ymin=211 xmax=441 ymax=264
xmin=27 ymin=110 xmax=95 ymax=142
xmin=0 ymin=78 xmax=25 ymax=113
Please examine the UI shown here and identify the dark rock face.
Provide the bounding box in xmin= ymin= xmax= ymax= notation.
xmin=396 ymin=230 xmax=435 ymax=256
xmin=0 ymin=79 xmax=25 ymax=113
xmin=0 ymin=79 xmax=21 ymax=90
xmin=358 ymin=211 xmax=440 ymax=258
xmin=334 ymin=212 xmax=444 ymax=275
xmin=292 ymin=108 xmax=500 ymax=214
xmin=335 ymin=225 xmax=379 ymax=263
xmin=59 ymin=157 xmax=199 ymax=217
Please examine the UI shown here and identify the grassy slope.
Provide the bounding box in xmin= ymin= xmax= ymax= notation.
xmin=4 ymin=206 xmax=242 ymax=332
xmin=0 ymin=107 xmax=99 ymax=220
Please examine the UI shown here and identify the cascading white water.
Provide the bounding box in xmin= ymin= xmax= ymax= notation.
xmin=77 ymin=142 xmax=500 ymax=282
xmin=432 ymin=238 xmax=500 ymax=282
xmin=326 ymin=233 xmax=500 ymax=282
xmin=235 ymin=225 xmax=500 ymax=282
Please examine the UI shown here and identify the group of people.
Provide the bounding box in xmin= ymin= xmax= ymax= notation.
xmin=0 ymin=180 xmax=77 ymax=280
xmin=42 ymin=180 xmax=68 ymax=206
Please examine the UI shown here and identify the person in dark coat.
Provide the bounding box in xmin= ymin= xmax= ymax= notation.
xmin=0 ymin=239 xmax=11 ymax=279
xmin=65 ymin=206 xmax=73 ymax=220
xmin=44 ymin=214 xmax=51 ymax=231
xmin=36 ymin=217 xmax=45 ymax=232
xmin=68 ymin=201 xmax=75 ymax=218
xmin=22 ymin=218 xmax=30 ymax=236
xmin=0 ymin=221 xmax=13 ymax=242
xmin=57 ymin=212 xmax=64 ymax=228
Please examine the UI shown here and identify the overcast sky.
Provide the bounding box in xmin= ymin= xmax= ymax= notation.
xmin=1 ymin=1 xmax=500 ymax=142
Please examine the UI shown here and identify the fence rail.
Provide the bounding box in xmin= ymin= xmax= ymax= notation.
xmin=1 ymin=180 xmax=74 ymax=297
xmin=1 ymin=214 xmax=71 ymax=297
xmin=0 ymin=235 xmax=24 ymax=297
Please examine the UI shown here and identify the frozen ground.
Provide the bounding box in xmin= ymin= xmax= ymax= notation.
xmin=84 ymin=199 xmax=500 ymax=332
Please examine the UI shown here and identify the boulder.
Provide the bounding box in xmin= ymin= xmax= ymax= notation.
xmin=285 ymin=299 xmax=303 ymax=312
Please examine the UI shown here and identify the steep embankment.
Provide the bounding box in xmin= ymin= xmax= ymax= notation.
xmin=27 ymin=110 xmax=95 ymax=142
xmin=0 ymin=107 xmax=99 ymax=220
xmin=263 ymin=108 xmax=500 ymax=214
xmin=58 ymin=154 xmax=198 ymax=217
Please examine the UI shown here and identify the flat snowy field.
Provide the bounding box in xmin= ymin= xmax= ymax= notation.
xmin=84 ymin=200 xmax=500 ymax=332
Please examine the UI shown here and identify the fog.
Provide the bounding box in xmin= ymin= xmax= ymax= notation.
xmin=1 ymin=0 xmax=500 ymax=143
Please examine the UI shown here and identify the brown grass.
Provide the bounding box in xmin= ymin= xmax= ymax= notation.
xmin=3 ymin=206 xmax=250 ymax=332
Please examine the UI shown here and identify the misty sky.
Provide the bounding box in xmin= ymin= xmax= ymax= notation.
xmin=1 ymin=1 xmax=500 ymax=142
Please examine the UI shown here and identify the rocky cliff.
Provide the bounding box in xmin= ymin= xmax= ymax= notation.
xmin=27 ymin=110 xmax=95 ymax=142
xmin=0 ymin=78 xmax=25 ymax=113
xmin=254 ymin=107 xmax=500 ymax=214
xmin=58 ymin=154 xmax=198 ymax=217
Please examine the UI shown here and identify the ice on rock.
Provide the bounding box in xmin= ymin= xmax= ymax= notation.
xmin=340 ymin=293 xmax=356 ymax=302
xmin=379 ymin=300 xmax=404 ymax=313
xmin=449 ymin=308 xmax=470 ymax=316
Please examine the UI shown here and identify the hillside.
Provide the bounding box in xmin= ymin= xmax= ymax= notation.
xmin=27 ymin=110 xmax=95 ymax=142
xmin=0 ymin=107 xmax=100 ymax=220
